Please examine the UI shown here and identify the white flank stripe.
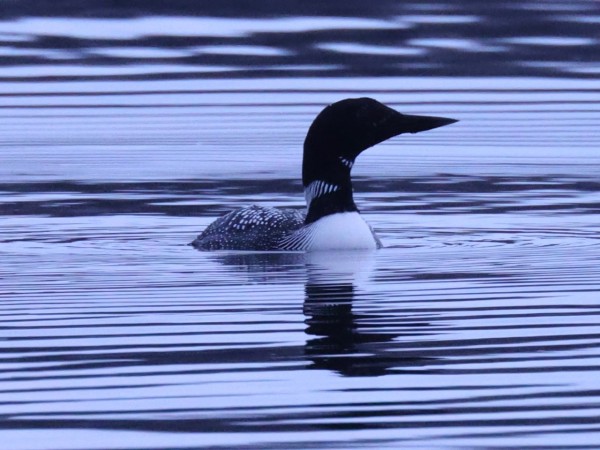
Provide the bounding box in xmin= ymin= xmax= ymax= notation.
xmin=280 ymin=212 xmax=379 ymax=251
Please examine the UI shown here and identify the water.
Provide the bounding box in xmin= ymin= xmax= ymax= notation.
xmin=2 ymin=2 xmax=600 ymax=449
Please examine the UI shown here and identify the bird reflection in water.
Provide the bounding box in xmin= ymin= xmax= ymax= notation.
xmin=209 ymin=251 xmax=433 ymax=377
xmin=304 ymin=252 xmax=405 ymax=377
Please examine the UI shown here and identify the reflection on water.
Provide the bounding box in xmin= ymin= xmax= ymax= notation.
xmin=303 ymin=252 xmax=410 ymax=377
xmin=0 ymin=0 xmax=599 ymax=79
xmin=2 ymin=164 xmax=600 ymax=450
xmin=2 ymin=77 xmax=600 ymax=447
xmin=2 ymin=2 xmax=600 ymax=449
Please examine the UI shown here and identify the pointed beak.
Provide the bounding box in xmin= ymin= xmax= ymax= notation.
xmin=352 ymin=102 xmax=459 ymax=154
xmin=399 ymin=113 xmax=458 ymax=134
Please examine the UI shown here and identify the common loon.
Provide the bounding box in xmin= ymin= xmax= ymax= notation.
xmin=192 ymin=97 xmax=457 ymax=251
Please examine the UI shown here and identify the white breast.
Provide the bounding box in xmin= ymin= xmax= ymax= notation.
xmin=303 ymin=212 xmax=379 ymax=251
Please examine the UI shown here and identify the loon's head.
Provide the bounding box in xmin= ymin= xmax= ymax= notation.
xmin=302 ymin=97 xmax=457 ymax=223
xmin=303 ymin=97 xmax=456 ymax=185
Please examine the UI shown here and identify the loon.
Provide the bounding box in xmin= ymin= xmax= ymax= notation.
xmin=192 ymin=97 xmax=457 ymax=251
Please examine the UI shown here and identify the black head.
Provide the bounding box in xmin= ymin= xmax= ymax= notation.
xmin=302 ymin=97 xmax=457 ymax=186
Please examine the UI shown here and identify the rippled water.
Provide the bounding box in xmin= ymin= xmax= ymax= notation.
xmin=1 ymin=0 xmax=600 ymax=79
xmin=2 ymin=3 xmax=600 ymax=450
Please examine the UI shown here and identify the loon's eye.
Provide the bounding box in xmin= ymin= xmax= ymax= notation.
xmin=355 ymin=104 xmax=371 ymax=119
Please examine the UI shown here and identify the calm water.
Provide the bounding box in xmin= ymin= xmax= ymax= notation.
xmin=2 ymin=3 xmax=600 ymax=450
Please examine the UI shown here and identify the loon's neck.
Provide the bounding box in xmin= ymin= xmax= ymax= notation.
xmin=303 ymin=155 xmax=358 ymax=224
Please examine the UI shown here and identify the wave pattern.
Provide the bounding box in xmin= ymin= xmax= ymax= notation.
xmin=2 ymin=105 xmax=600 ymax=448
xmin=2 ymin=229 xmax=600 ymax=449
xmin=0 ymin=1 xmax=599 ymax=80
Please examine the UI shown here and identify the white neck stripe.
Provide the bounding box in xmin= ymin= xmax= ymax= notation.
xmin=339 ymin=156 xmax=354 ymax=169
xmin=304 ymin=180 xmax=340 ymax=207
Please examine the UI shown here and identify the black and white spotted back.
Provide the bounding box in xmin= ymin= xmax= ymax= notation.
xmin=191 ymin=205 xmax=305 ymax=251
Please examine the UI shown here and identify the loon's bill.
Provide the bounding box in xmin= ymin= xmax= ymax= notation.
xmin=192 ymin=97 xmax=457 ymax=252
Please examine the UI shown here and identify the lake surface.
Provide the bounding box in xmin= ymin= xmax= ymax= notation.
xmin=2 ymin=3 xmax=600 ymax=450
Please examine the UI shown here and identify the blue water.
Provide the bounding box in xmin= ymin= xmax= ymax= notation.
xmin=1 ymin=3 xmax=600 ymax=449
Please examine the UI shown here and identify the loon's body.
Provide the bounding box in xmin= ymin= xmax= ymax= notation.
xmin=192 ymin=98 xmax=456 ymax=251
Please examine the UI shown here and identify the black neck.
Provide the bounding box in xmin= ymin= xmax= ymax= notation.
xmin=302 ymin=115 xmax=361 ymax=223
xmin=303 ymin=151 xmax=359 ymax=224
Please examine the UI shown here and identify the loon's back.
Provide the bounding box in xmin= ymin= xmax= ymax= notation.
xmin=192 ymin=205 xmax=382 ymax=251
xmin=191 ymin=205 xmax=304 ymax=251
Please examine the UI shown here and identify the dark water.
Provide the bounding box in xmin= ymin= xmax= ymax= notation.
xmin=1 ymin=0 xmax=600 ymax=80
xmin=2 ymin=3 xmax=600 ymax=449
